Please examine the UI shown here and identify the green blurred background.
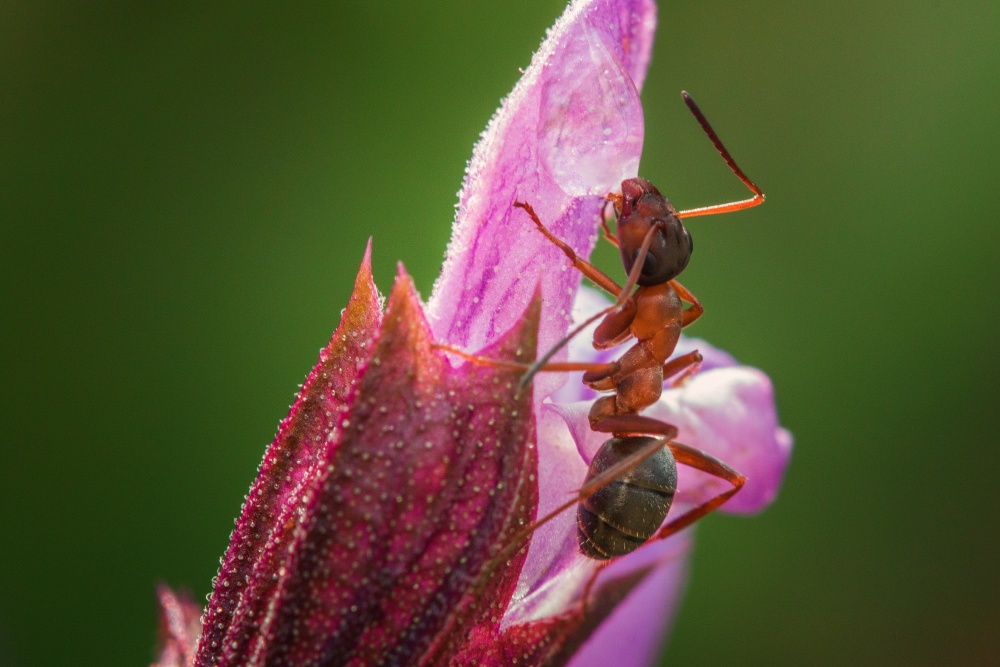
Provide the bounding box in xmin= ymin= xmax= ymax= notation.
xmin=2 ymin=1 xmax=997 ymax=665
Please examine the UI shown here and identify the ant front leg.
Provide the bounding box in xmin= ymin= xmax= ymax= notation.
xmin=654 ymin=441 xmax=745 ymax=540
xmin=670 ymin=279 xmax=703 ymax=327
xmin=514 ymin=201 xmax=623 ymax=299
xmin=599 ymin=198 xmax=619 ymax=248
xmin=591 ymin=297 xmax=637 ymax=350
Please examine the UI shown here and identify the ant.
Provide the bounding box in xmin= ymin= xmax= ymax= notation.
xmin=437 ymin=91 xmax=764 ymax=560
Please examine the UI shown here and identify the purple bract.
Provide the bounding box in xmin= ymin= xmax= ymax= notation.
xmin=154 ymin=1 xmax=792 ymax=665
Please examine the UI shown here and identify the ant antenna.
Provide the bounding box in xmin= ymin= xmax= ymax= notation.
xmin=518 ymin=305 xmax=612 ymax=392
xmin=677 ymin=91 xmax=765 ymax=219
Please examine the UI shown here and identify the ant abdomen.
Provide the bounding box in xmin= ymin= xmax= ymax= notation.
xmin=577 ymin=436 xmax=677 ymax=560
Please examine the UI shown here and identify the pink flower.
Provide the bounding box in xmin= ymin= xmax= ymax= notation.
xmin=154 ymin=1 xmax=791 ymax=665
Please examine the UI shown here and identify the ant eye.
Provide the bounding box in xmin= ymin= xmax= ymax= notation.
xmin=685 ymin=228 xmax=693 ymax=253
xmin=632 ymin=248 xmax=660 ymax=279
xmin=640 ymin=250 xmax=659 ymax=277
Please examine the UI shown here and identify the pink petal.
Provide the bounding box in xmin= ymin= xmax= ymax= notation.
xmin=564 ymin=543 xmax=689 ymax=667
xmin=154 ymin=585 xmax=202 ymax=667
xmin=488 ymin=534 xmax=692 ymax=667
xmin=427 ymin=0 xmax=656 ymax=402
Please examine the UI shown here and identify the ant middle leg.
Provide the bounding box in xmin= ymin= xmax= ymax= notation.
xmin=669 ymin=279 xmax=704 ymax=327
xmin=585 ymin=350 xmax=702 ymax=393
xmin=583 ymin=350 xmax=704 ymax=408
xmin=433 ymin=343 xmax=618 ymax=377
xmin=514 ymin=200 xmax=623 ymax=298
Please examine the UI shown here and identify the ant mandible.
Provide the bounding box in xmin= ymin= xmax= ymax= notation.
xmin=437 ymin=92 xmax=764 ymax=560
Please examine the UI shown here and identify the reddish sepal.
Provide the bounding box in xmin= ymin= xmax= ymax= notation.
xmin=195 ymin=242 xmax=382 ymax=664
xmin=205 ymin=269 xmax=541 ymax=666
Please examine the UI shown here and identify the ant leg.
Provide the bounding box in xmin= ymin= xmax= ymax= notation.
xmin=669 ymin=279 xmax=703 ymax=327
xmin=586 ymin=347 xmax=694 ymax=391
xmin=586 ymin=413 xmax=744 ymax=540
xmin=583 ymin=350 xmax=704 ymax=391
xmin=676 ymin=91 xmax=765 ymax=219
xmin=592 ymin=298 xmax=637 ymax=350
xmin=662 ymin=350 xmax=703 ymax=387
xmin=518 ymin=296 xmax=635 ymax=390
xmin=653 ymin=441 xmax=745 ymax=540
xmin=518 ymin=216 xmax=665 ymax=389
xmin=605 ymin=191 xmax=623 ymax=215
xmin=517 ymin=218 xmax=663 ymax=389
xmin=599 ymin=199 xmax=619 ymax=247
xmin=514 ymin=201 xmax=623 ymax=298
xmin=433 ymin=343 xmax=618 ymax=376
xmin=480 ymin=432 xmax=671 ymax=576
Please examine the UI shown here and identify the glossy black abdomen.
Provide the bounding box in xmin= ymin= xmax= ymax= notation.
xmin=577 ymin=436 xmax=677 ymax=560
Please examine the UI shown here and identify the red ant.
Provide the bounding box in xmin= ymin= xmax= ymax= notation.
xmin=437 ymin=92 xmax=764 ymax=560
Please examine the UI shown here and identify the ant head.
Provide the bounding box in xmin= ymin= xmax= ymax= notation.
xmin=615 ymin=178 xmax=692 ymax=286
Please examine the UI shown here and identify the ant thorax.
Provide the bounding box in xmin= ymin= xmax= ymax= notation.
xmin=629 ymin=283 xmax=683 ymax=346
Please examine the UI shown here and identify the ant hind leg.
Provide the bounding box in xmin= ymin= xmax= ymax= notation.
xmin=589 ymin=413 xmax=744 ymax=540
xmin=654 ymin=441 xmax=745 ymax=540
